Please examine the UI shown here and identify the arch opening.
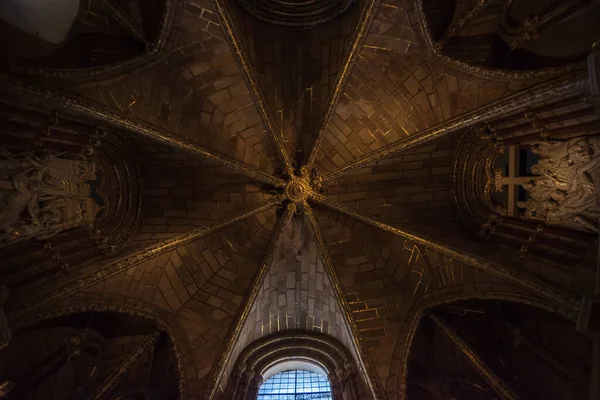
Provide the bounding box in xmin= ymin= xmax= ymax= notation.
xmin=262 ymin=360 xmax=328 ymax=381
xmin=220 ymin=332 xmax=369 ymax=400
xmin=257 ymin=368 xmax=332 ymax=400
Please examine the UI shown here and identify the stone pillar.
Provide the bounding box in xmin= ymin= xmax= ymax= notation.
xmin=329 ymin=372 xmax=343 ymax=399
xmin=227 ymin=364 xmax=247 ymax=400
xmin=236 ymin=369 xmax=256 ymax=400
xmin=577 ymin=215 xmax=600 ymax=400
xmin=589 ymin=41 xmax=600 ymax=100
xmin=0 ymin=287 xmax=10 ymax=352
xmin=0 ymin=287 xmax=12 ymax=399
xmin=245 ymin=372 xmax=262 ymax=400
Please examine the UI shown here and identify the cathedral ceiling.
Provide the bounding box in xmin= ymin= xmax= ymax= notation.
xmin=53 ymin=208 xmax=277 ymax=396
xmin=1 ymin=0 xmax=598 ymax=399
xmin=133 ymin=137 xmax=274 ymax=247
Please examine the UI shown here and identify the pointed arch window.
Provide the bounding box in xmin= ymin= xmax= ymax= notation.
xmin=257 ymin=369 xmax=332 ymax=400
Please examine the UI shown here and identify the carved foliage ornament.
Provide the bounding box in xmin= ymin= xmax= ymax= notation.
xmin=0 ymin=148 xmax=104 ymax=245
xmin=516 ymin=137 xmax=600 ymax=232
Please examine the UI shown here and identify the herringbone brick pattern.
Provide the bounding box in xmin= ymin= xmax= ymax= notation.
xmin=70 ymin=0 xmax=278 ymax=172
xmin=315 ymin=208 xmax=507 ymax=389
xmin=63 ymin=210 xmax=278 ymax=397
xmin=314 ymin=0 xmax=515 ymax=173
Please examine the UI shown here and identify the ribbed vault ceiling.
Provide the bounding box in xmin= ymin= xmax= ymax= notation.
xmin=3 ymin=0 xmax=597 ymax=399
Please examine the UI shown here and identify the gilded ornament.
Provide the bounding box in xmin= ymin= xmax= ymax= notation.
xmin=285 ymin=177 xmax=311 ymax=203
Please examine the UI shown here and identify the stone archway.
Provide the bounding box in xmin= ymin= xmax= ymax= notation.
xmin=387 ymin=282 xmax=582 ymax=400
xmin=220 ymin=331 xmax=369 ymax=400
xmin=9 ymin=300 xmax=188 ymax=399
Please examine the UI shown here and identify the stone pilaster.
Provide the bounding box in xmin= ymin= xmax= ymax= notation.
xmin=0 ymin=287 xmax=10 ymax=352
xmin=588 ymin=41 xmax=600 ymax=108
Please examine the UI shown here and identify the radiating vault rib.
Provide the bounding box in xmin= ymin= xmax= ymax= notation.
xmin=437 ymin=0 xmax=493 ymax=49
xmin=211 ymin=0 xmax=295 ymax=176
xmin=205 ymin=203 xmax=296 ymax=399
xmin=320 ymin=71 xmax=587 ymax=183
xmin=304 ymin=0 xmax=381 ymax=170
xmin=13 ymin=196 xmax=284 ymax=317
xmin=430 ymin=313 xmax=521 ymax=400
xmin=303 ymin=202 xmax=386 ymax=400
xmin=0 ymin=76 xmax=285 ymax=188
xmin=99 ymin=0 xmax=149 ymax=46
xmin=87 ymin=331 xmax=160 ymax=400
xmin=310 ymin=193 xmax=578 ymax=309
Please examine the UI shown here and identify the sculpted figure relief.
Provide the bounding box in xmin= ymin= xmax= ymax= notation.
xmin=517 ymin=137 xmax=600 ymax=233
xmin=0 ymin=148 xmax=102 ymax=245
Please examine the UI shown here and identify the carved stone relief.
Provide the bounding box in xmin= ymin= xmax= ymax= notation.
xmin=515 ymin=136 xmax=600 ymax=232
xmin=0 ymin=148 xmax=103 ymax=246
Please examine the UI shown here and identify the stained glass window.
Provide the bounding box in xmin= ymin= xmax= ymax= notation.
xmin=257 ymin=369 xmax=333 ymax=400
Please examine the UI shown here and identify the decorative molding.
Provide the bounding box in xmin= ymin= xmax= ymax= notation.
xmin=320 ymin=72 xmax=588 ymax=183
xmin=453 ymin=128 xmax=504 ymax=232
xmin=430 ymin=312 xmax=521 ymax=400
xmin=0 ymin=76 xmax=286 ymax=188
xmin=305 ymin=0 xmax=381 ymax=169
xmin=223 ymin=331 xmax=362 ymax=400
xmin=303 ymin=202 xmax=386 ymax=400
xmin=237 ymin=0 xmax=355 ymax=27
xmin=211 ymin=0 xmax=294 ymax=176
xmin=94 ymin=132 xmax=143 ymax=248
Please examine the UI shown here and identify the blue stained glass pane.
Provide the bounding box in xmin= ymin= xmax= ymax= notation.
xmin=257 ymin=370 xmax=333 ymax=400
